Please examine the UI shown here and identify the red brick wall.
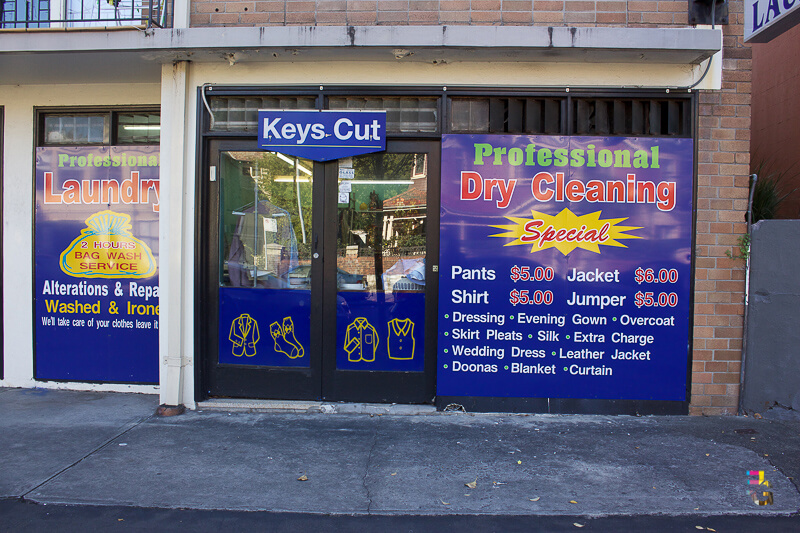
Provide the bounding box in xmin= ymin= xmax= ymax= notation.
xmin=190 ymin=0 xmax=698 ymax=27
xmin=750 ymin=24 xmax=800 ymax=219
xmin=190 ymin=1 xmax=752 ymax=414
xmin=691 ymin=1 xmax=751 ymax=414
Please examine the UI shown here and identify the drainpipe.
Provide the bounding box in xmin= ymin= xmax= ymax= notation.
xmin=738 ymin=173 xmax=757 ymax=415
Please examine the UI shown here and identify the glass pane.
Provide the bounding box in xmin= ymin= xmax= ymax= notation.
xmin=328 ymin=97 xmax=439 ymax=133
xmin=450 ymin=98 xmax=490 ymax=133
xmin=44 ymin=114 xmax=109 ymax=145
xmin=218 ymin=151 xmax=313 ymax=368
xmin=219 ymin=152 xmax=313 ymax=288
xmin=336 ymin=152 xmax=427 ymax=372
xmin=208 ymin=96 xmax=316 ymax=132
xmin=117 ymin=113 xmax=161 ymax=144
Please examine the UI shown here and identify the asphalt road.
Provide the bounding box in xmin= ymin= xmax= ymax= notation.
xmin=1 ymin=498 xmax=798 ymax=533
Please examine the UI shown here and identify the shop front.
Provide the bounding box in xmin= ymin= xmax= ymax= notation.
xmin=195 ymin=88 xmax=696 ymax=414
xmin=0 ymin=23 xmax=748 ymax=415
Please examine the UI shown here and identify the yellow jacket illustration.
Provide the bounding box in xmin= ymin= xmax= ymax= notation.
xmin=229 ymin=313 xmax=260 ymax=357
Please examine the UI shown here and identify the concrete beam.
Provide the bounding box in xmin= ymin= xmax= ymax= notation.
xmin=0 ymin=25 xmax=722 ymax=85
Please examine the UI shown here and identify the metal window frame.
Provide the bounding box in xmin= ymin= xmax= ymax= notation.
xmin=202 ymin=86 xmax=695 ymax=139
xmin=35 ymin=106 xmax=161 ymax=147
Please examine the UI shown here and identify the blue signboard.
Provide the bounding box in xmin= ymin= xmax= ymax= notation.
xmin=438 ymin=135 xmax=693 ymax=401
xmin=218 ymin=288 xmax=310 ymax=368
xmin=258 ymin=110 xmax=386 ymax=161
xmin=336 ymin=292 xmax=425 ymax=372
xmin=35 ymin=147 xmax=159 ymax=383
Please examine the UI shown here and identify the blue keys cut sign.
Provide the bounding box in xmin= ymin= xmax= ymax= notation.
xmin=258 ymin=110 xmax=387 ymax=161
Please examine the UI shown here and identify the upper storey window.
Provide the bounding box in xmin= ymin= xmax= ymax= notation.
xmin=0 ymin=0 xmax=170 ymax=28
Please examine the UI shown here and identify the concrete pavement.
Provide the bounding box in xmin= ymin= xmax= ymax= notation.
xmin=1 ymin=387 xmax=799 ymax=517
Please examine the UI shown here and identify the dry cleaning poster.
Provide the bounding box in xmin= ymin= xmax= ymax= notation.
xmin=438 ymin=135 xmax=693 ymax=401
xmin=35 ymin=147 xmax=159 ymax=383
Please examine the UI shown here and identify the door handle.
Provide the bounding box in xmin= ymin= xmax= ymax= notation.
xmin=313 ymin=234 xmax=320 ymax=259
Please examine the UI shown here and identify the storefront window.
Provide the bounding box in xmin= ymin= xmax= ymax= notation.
xmin=219 ymin=151 xmax=313 ymax=289
xmin=450 ymin=99 xmax=490 ymax=132
xmin=449 ymin=97 xmax=564 ymax=135
xmin=209 ymin=97 xmax=316 ymax=132
xmin=206 ymin=95 xmax=439 ymax=133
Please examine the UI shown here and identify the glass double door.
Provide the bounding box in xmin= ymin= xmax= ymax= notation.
xmin=203 ymin=140 xmax=438 ymax=403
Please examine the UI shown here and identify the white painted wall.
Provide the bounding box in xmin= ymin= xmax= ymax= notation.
xmin=0 ymin=83 xmax=160 ymax=394
xmin=186 ymin=59 xmax=719 ymax=90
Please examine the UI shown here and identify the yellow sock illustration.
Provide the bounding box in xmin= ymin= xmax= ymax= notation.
xmin=229 ymin=313 xmax=259 ymax=357
xmin=387 ymin=318 xmax=415 ymax=360
xmin=282 ymin=317 xmax=304 ymax=359
xmin=270 ymin=321 xmax=294 ymax=357
xmin=344 ymin=317 xmax=378 ymax=362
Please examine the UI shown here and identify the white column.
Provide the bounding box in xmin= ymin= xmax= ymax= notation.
xmin=1 ymin=96 xmax=35 ymax=387
xmin=159 ymin=61 xmax=189 ymax=407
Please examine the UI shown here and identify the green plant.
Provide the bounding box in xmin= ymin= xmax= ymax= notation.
xmin=726 ymin=234 xmax=750 ymax=260
xmin=750 ymin=158 xmax=799 ymax=223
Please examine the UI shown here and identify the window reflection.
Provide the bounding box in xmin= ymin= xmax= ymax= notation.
xmin=220 ymin=152 xmax=313 ymax=289
xmin=337 ymin=153 xmax=427 ymax=294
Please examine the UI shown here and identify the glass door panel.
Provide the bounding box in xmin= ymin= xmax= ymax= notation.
xmin=335 ymin=152 xmax=428 ymax=373
xmin=218 ymin=151 xmax=313 ymax=368
xmin=204 ymin=139 xmax=437 ymax=403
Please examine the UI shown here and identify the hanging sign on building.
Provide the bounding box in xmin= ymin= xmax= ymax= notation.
xmin=438 ymin=135 xmax=693 ymax=401
xmin=745 ymin=0 xmax=800 ymax=42
xmin=258 ymin=110 xmax=386 ymax=161
xmin=35 ymin=146 xmax=160 ymax=383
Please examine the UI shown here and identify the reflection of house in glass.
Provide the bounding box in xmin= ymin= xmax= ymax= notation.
xmin=382 ymin=154 xmax=427 ymax=251
xmin=337 ymin=153 xmax=428 ymax=294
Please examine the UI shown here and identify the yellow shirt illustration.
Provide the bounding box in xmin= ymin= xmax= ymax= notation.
xmin=344 ymin=317 xmax=379 ymax=362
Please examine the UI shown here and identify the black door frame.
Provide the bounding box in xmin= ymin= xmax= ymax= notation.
xmin=319 ymin=140 xmax=440 ymax=404
xmin=198 ymin=138 xmax=440 ymax=403
xmin=199 ymin=139 xmax=326 ymax=400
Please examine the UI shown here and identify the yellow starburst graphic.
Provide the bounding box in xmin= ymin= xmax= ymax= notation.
xmin=490 ymin=208 xmax=642 ymax=256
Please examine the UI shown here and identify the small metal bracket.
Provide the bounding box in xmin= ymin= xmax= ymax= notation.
xmin=210 ymin=166 xmax=217 ymax=182
xmin=689 ymin=0 xmax=728 ymax=26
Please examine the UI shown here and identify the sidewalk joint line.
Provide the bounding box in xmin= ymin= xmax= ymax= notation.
xmin=363 ymin=421 xmax=379 ymax=515
xmin=21 ymin=414 xmax=154 ymax=499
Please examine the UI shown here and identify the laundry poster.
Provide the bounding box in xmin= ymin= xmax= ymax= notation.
xmin=336 ymin=292 xmax=425 ymax=371
xmin=218 ymin=288 xmax=310 ymax=367
xmin=34 ymin=147 xmax=160 ymax=383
